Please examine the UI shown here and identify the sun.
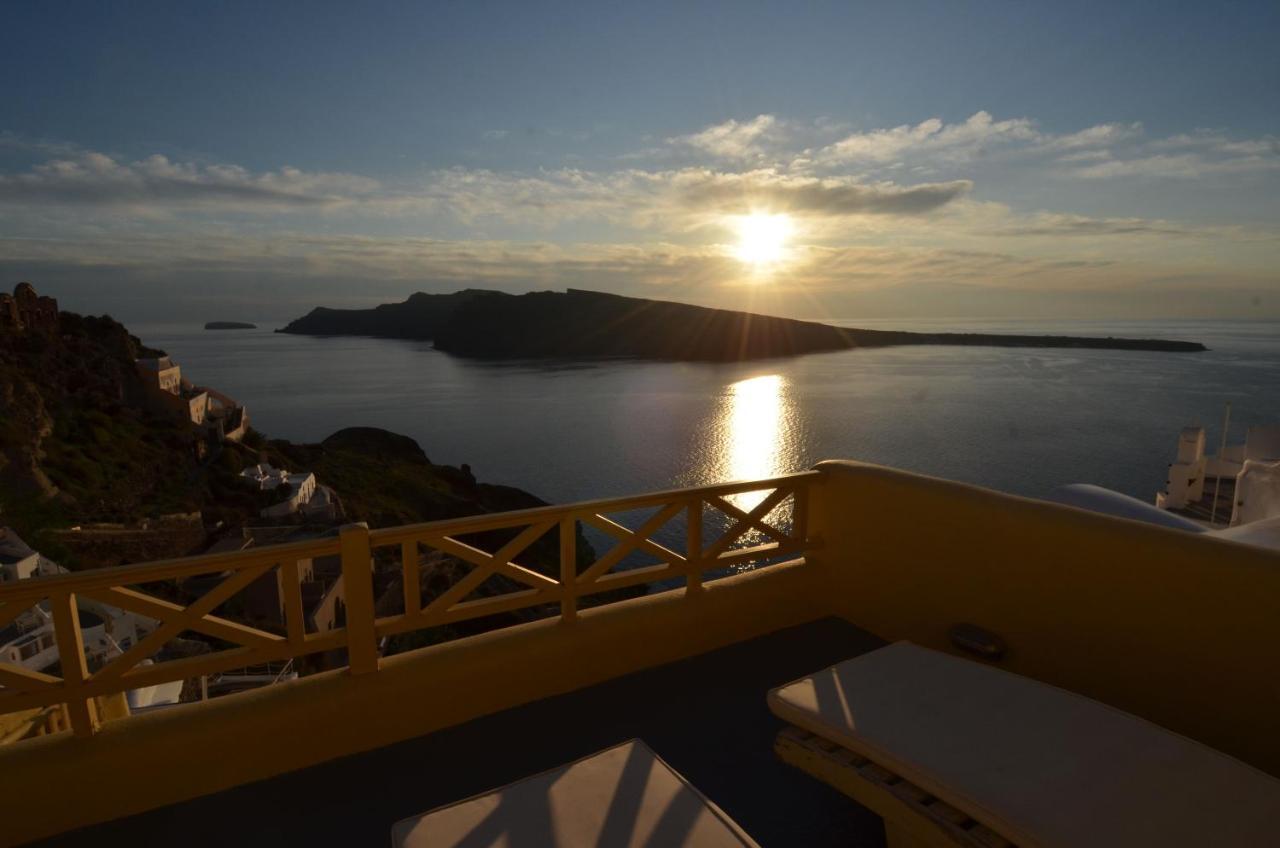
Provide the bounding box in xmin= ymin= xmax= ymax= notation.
xmin=733 ymin=213 xmax=792 ymax=267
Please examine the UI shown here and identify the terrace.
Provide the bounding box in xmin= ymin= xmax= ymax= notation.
xmin=2 ymin=461 xmax=1278 ymax=846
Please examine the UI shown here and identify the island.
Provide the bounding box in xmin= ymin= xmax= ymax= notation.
xmin=205 ymin=321 xmax=257 ymax=330
xmin=276 ymin=290 xmax=486 ymax=338
xmin=278 ymin=288 xmax=1207 ymax=360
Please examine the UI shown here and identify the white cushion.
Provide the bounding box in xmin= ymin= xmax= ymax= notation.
xmin=392 ymin=740 xmax=759 ymax=848
xmin=769 ymin=642 xmax=1280 ymax=848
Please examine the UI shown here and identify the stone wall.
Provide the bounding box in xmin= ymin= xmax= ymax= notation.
xmin=0 ymin=282 xmax=59 ymax=334
xmin=48 ymin=517 xmax=207 ymax=569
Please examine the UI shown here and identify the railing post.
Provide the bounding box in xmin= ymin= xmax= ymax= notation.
xmin=339 ymin=523 xmax=379 ymax=675
xmin=50 ymin=590 xmax=99 ymax=737
xmin=792 ymin=480 xmax=810 ymax=547
xmin=687 ymin=498 xmax=703 ymax=592
xmin=401 ymin=541 xmax=421 ymax=618
xmin=560 ymin=516 xmax=577 ymax=623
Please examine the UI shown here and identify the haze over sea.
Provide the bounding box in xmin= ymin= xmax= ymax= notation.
xmin=131 ymin=317 xmax=1280 ymax=509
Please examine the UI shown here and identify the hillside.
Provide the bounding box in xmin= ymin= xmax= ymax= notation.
xmin=278 ymin=288 xmax=1208 ymax=359
xmin=0 ymin=306 xmax=197 ymax=536
xmin=264 ymin=427 xmax=565 ymax=529
xmin=0 ymin=283 xmax=612 ymax=657
xmin=0 ymin=286 xmax=591 ymax=572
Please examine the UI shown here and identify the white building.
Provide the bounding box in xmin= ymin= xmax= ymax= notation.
xmin=135 ymin=356 xmax=183 ymax=394
xmin=1157 ymin=424 xmax=1280 ymax=527
xmin=0 ymin=528 xmax=160 ymax=684
xmin=0 ymin=527 xmax=44 ymax=583
xmin=134 ymin=357 xmax=249 ymax=442
xmin=302 ymin=484 xmax=339 ymax=520
xmin=241 ymin=463 xmax=320 ymax=518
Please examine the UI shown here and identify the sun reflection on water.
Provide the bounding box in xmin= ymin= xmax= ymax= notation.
xmin=678 ymin=373 xmax=803 ymax=561
xmin=695 ymin=374 xmax=803 ymax=523
xmin=722 ymin=375 xmax=785 ymax=507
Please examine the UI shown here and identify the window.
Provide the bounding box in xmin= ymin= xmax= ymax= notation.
xmin=18 ymin=638 xmax=42 ymax=660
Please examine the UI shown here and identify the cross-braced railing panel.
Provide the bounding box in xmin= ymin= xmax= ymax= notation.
xmin=372 ymin=472 xmax=818 ymax=632
xmin=0 ymin=592 xmax=66 ymax=714
xmin=0 ymin=537 xmax=345 ymax=735
xmin=1 ymin=471 xmax=821 ymax=740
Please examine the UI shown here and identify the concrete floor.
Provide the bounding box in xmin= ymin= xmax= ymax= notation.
xmin=37 ymin=617 xmax=888 ymax=847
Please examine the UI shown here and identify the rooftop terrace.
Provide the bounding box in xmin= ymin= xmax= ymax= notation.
xmin=2 ymin=461 xmax=1279 ymax=846
xmin=39 ymin=618 xmax=886 ymax=847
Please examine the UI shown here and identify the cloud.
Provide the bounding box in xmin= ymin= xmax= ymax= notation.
xmin=813 ymin=113 xmax=1148 ymax=171
xmin=0 ymin=151 xmax=381 ymax=209
xmin=6 ymin=231 xmax=1275 ymax=324
xmin=818 ymin=111 xmax=1038 ymax=164
xmin=359 ymin=166 xmax=971 ymax=228
xmin=0 ymin=146 xmax=970 ymax=236
xmin=670 ymin=115 xmax=779 ymax=160
xmin=987 ymin=212 xmax=1198 ymax=238
xmin=2 ymin=116 xmax=1278 ymax=321
xmin=1039 ymin=122 xmax=1142 ymax=151
xmin=672 ymin=169 xmax=971 ymax=216
xmin=1060 ymin=129 xmax=1278 ymax=179
xmin=1071 ymin=152 xmax=1280 ymax=179
xmin=0 ymin=131 xmax=84 ymax=158
xmin=1056 ymin=149 xmax=1112 ymax=163
xmin=1151 ymin=130 xmax=1280 ymax=157
xmin=0 ymin=232 xmax=1150 ymax=291
xmin=819 ymin=117 xmax=944 ymax=163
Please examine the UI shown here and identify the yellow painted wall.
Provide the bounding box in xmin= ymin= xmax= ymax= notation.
xmin=808 ymin=461 xmax=1280 ymax=776
xmin=0 ymin=560 xmax=826 ymax=846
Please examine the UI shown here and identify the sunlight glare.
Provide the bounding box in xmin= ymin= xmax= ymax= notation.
xmin=724 ymin=374 xmax=788 ymax=511
xmin=733 ymin=213 xmax=792 ymax=268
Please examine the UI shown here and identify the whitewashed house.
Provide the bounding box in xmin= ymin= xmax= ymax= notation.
xmin=0 ymin=529 xmax=163 ymax=700
xmin=241 ymin=463 xmax=320 ymax=518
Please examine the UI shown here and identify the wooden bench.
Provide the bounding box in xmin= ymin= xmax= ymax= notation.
xmin=768 ymin=642 xmax=1280 ymax=848
xmin=392 ymin=739 xmax=759 ymax=847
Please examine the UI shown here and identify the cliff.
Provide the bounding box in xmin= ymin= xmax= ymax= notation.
xmin=0 ymin=294 xmax=192 ymax=545
xmin=277 ymin=289 xmax=497 ymax=338
xmin=262 ymin=427 xmax=568 ymax=530
xmin=0 ymin=285 xmax=597 ymax=573
xmin=279 ymin=288 xmax=1207 ymax=359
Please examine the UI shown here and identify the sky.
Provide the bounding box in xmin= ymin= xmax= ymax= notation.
xmin=2 ymin=1 xmax=1278 ymax=324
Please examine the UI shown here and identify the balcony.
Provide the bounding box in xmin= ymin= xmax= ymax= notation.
xmin=2 ymin=461 xmax=1279 ymax=846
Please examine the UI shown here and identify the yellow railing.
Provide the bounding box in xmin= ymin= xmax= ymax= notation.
xmin=0 ymin=471 xmax=820 ymax=738
xmin=4 ymin=461 xmax=1280 ymax=845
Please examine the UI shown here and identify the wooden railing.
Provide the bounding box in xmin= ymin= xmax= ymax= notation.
xmin=0 ymin=472 xmax=821 ymax=739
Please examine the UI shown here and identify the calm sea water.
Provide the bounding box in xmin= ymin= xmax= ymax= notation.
xmin=133 ymin=319 xmax=1280 ymax=511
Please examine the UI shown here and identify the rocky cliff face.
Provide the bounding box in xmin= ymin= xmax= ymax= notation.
xmin=0 ymin=289 xmax=598 ymax=574
xmin=0 ymin=306 xmax=191 ymax=540
xmin=0 ymin=374 xmax=57 ymax=500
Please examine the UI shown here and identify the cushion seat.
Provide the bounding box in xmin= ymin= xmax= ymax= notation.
xmin=768 ymin=642 xmax=1280 ymax=848
xmin=392 ymin=740 xmax=759 ymax=847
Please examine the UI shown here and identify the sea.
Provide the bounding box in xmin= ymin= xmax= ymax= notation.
xmin=131 ymin=318 xmax=1280 ymax=514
